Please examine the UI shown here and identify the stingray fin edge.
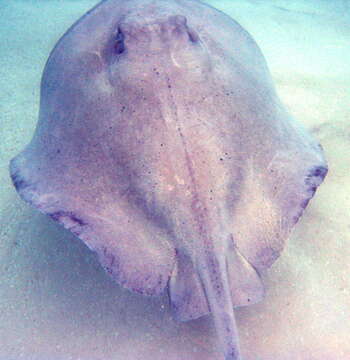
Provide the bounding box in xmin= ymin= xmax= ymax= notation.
xmin=168 ymin=250 xmax=210 ymax=321
xmin=9 ymin=154 xmax=175 ymax=297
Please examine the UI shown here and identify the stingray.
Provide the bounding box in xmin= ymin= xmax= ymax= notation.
xmin=9 ymin=0 xmax=327 ymax=359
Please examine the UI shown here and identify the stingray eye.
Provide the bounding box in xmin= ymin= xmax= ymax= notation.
xmin=114 ymin=28 xmax=125 ymax=54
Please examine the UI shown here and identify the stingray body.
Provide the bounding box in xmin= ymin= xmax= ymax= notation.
xmin=9 ymin=0 xmax=327 ymax=359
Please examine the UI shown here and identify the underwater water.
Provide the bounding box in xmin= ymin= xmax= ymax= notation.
xmin=0 ymin=0 xmax=349 ymax=359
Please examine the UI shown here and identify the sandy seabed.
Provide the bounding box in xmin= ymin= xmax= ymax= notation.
xmin=0 ymin=1 xmax=349 ymax=359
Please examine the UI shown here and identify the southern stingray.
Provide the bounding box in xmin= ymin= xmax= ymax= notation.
xmin=9 ymin=0 xmax=328 ymax=359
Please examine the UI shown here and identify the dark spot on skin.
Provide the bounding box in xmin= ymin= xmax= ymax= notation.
xmin=102 ymin=246 xmax=116 ymax=276
xmin=310 ymin=185 xmax=317 ymax=194
xmin=305 ymin=165 xmax=328 ymax=186
xmin=10 ymin=170 xmax=29 ymax=191
xmin=293 ymin=204 xmax=307 ymax=224
xmin=56 ymin=149 xmax=61 ymax=154
xmin=114 ymin=27 xmax=125 ymax=54
xmin=312 ymin=166 xmax=327 ymax=178
xmin=121 ymin=106 xmax=126 ymax=113
xmin=301 ymin=199 xmax=310 ymax=209
xmin=12 ymin=175 xmax=27 ymax=191
xmin=220 ymin=158 xmax=223 ymax=161
xmin=49 ymin=210 xmax=86 ymax=226
xmin=303 ymin=165 xmax=327 ymax=199
xmin=226 ymin=348 xmax=240 ymax=360
xmin=187 ymin=28 xmax=199 ymax=43
xmin=292 ymin=213 xmax=301 ymax=224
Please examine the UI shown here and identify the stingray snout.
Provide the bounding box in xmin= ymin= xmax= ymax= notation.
xmin=116 ymin=14 xmax=199 ymax=54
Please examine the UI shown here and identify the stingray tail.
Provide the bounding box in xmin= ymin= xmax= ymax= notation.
xmin=198 ymin=250 xmax=242 ymax=360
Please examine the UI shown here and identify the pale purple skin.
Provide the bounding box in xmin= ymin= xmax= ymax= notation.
xmin=9 ymin=0 xmax=327 ymax=359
